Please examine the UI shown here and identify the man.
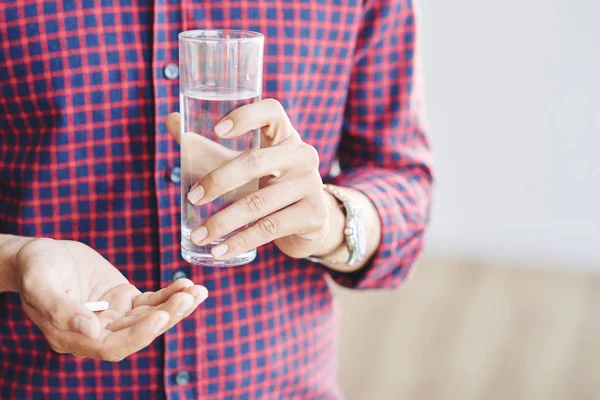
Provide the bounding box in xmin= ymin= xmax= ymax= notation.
xmin=0 ymin=0 xmax=432 ymax=398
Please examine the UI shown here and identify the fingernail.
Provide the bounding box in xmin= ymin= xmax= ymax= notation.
xmin=191 ymin=226 xmax=208 ymax=244
xmin=74 ymin=316 xmax=95 ymax=338
xmin=214 ymin=119 xmax=233 ymax=136
xmin=211 ymin=243 xmax=228 ymax=258
xmin=176 ymin=296 xmax=193 ymax=317
xmin=178 ymin=279 xmax=194 ymax=288
xmin=194 ymin=286 xmax=210 ymax=302
xmin=187 ymin=185 xmax=205 ymax=204
xmin=152 ymin=313 xmax=170 ymax=334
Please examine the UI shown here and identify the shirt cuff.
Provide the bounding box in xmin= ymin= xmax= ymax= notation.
xmin=324 ymin=167 xmax=430 ymax=289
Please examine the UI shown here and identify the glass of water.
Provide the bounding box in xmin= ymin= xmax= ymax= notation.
xmin=179 ymin=30 xmax=264 ymax=267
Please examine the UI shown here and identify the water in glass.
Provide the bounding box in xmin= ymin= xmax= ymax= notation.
xmin=180 ymin=85 xmax=260 ymax=266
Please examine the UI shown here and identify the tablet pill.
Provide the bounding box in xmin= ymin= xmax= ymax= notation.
xmin=84 ymin=301 xmax=109 ymax=312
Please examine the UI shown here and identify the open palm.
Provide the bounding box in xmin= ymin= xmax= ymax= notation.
xmin=15 ymin=238 xmax=207 ymax=361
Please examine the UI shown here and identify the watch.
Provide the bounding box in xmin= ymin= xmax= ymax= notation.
xmin=307 ymin=184 xmax=367 ymax=267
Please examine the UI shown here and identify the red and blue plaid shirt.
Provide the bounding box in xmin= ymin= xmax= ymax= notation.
xmin=0 ymin=0 xmax=432 ymax=398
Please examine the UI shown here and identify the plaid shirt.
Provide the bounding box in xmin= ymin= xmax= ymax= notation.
xmin=0 ymin=0 xmax=432 ymax=398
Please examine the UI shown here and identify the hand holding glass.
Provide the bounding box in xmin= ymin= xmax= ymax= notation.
xmin=179 ymin=30 xmax=264 ymax=267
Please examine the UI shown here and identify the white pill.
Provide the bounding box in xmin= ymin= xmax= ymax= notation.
xmin=84 ymin=301 xmax=109 ymax=312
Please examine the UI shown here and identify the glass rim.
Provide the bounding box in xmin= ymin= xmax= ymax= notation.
xmin=179 ymin=29 xmax=264 ymax=43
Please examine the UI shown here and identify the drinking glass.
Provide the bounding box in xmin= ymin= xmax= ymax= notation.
xmin=179 ymin=29 xmax=264 ymax=266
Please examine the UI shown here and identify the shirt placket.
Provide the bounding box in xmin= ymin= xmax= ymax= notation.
xmin=152 ymin=1 xmax=200 ymax=398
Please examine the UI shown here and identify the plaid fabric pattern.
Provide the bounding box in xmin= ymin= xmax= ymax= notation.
xmin=0 ymin=0 xmax=432 ymax=398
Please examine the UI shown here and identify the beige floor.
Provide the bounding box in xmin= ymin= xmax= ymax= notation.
xmin=333 ymin=256 xmax=600 ymax=400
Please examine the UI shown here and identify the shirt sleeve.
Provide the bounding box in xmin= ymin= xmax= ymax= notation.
xmin=327 ymin=0 xmax=434 ymax=289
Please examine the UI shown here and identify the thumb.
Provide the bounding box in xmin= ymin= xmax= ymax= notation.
xmin=166 ymin=112 xmax=181 ymax=144
xmin=21 ymin=277 xmax=101 ymax=339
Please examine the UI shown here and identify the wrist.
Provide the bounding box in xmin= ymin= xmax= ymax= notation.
xmin=308 ymin=185 xmax=377 ymax=273
xmin=312 ymin=191 xmax=346 ymax=257
xmin=0 ymin=235 xmax=35 ymax=293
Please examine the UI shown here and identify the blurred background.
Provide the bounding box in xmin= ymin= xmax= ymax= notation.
xmin=334 ymin=0 xmax=600 ymax=399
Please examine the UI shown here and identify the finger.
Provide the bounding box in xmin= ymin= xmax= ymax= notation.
xmin=210 ymin=198 xmax=326 ymax=260
xmin=126 ymin=305 xmax=151 ymax=318
xmin=101 ymin=284 xmax=140 ymax=314
xmin=187 ymin=143 xmax=319 ymax=206
xmin=101 ymin=310 xmax=171 ymax=362
xmin=107 ymin=286 xmax=208 ymax=332
xmin=96 ymin=309 xmax=122 ymax=328
xmin=21 ymin=275 xmax=101 ymax=339
xmin=166 ymin=112 xmax=181 ymax=143
xmin=127 ymin=285 xmax=208 ymax=330
xmin=156 ymin=285 xmax=209 ymax=335
xmin=50 ymin=310 xmax=172 ymax=362
xmin=127 ymin=283 xmax=206 ymax=319
xmin=213 ymin=98 xmax=298 ymax=142
xmin=132 ymin=278 xmax=194 ymax=308
xmin=191 ymin=174 xmax=318 ymax=246
xmin=92 ymin=284 xmax=140 ymax=328
xmin=107 ymin=292 xmax=193 ymax=332
xmin=108 ymin=286 xmax=208 ymax=333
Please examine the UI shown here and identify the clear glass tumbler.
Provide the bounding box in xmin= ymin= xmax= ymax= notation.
xmin=179 ymin=30 xmax=264 ymax=267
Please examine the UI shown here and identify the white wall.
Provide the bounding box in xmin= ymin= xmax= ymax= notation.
xmin=419 ymin=0 xmax=600 ymax=270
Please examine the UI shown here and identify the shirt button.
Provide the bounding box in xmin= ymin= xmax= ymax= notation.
xmin=172 ymin=270 xmax=188 ymax=282
xmin=169 ymin=166 xmax=181 ymax=184
xmin=175 ymin=371 xmax=190 ymax=386
xmin=164 ymin=63 xmax=179 ymax=80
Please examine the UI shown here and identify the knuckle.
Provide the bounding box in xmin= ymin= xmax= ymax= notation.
xmin=301 ymin=144 xmax=320 ymax=170
xmin=243 ymin=191 xmax=268 ymax=214
xmin=204 ymin=216 xmax=225 ymax=238
xmin=310 ymin=171 xmax=324 ymax=189
xmin=29 ymin=237 xmax=57 ymax=250
xmin=232 ymin=231 xmax=251 ymax=250
xmin=20 ymin=270 xmax=37 ymax=293
xmin=241 ymin=149 xmax=262 ymax=170
xmin=306 ymin=199 xmax=329 ymax=229
xmin=204 ymin=171 xmax=221 ymax=193
xmin=265 ymin=98 xmax=284 ymax=112
xmin=256 ymin=218 xmax=278 ymax=240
